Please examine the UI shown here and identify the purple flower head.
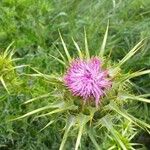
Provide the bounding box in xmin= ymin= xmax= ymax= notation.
xmin=64 ymin=57 xmax=111 ymax=106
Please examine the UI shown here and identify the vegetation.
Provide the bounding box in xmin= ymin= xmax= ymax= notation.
xmin=0 ymin=0 xmax=150 ymax=149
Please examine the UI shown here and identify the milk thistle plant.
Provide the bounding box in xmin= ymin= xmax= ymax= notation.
xmin=14 ymin=25 xmax=150 ymax=150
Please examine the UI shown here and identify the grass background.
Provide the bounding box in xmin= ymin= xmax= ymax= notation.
xmin=0 ymin=0 xmax=150 ymax=149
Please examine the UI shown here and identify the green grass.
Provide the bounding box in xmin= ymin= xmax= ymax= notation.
xmin=0 ymin=0 xmax=150 ymax=149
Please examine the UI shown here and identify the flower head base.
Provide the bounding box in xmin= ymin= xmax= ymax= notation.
xmin=64 ymin=57 xmax=111 ymax=106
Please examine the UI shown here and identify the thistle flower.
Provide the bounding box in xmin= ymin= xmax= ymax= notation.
xmin=15 ymin=28 xmax=150 ymax=150
xmin=64 ymin=57 xmax=111 ymax=106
